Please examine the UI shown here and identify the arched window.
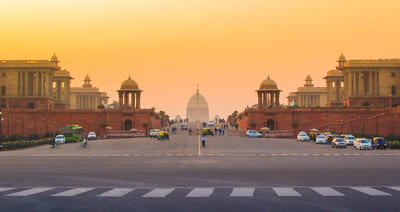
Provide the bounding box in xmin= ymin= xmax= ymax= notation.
xmin=1 ymin=86 xmax=5 ymax=96
xmin=392 ymin=85 xmax=396 ymax=95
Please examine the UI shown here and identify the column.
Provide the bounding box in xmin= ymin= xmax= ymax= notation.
xmin=124 ymin=93 xmax=129 ymax=107
xmin=376 ymin=71 xmax=380 ymax=96
xmin=263 ymin=92 xmax=267 ymax=108
xmin=136 ymin=92 xmax=141 ymax=109
xmin=276 ymin=92 xmax=280 ymax=106
xmin=271 ymin=92 xmax=275 ymax=106
xmin=118 ymin=93 xmax=123 ymax=108
xmin=131 ymin=92 xmax=135 ymax=109
xmin=257 ymin=92 xmax=262 ymax=109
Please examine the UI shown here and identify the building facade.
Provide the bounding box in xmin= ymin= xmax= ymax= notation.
xmin=287 ymin=75 xmax=327 ymax=107
xmin=70 ymin=75 xmax=109 ymax=109
xmin=0 ymin=53 xmax=69 ymax=109
xmin=336 ymin=54 xmax=400 ymax=107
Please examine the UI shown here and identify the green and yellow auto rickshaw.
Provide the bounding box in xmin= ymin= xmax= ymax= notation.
xmin=202 ymin=128 xmax=214 ymax=136
xmin=157 ymin=131 xmax=170 ymax=140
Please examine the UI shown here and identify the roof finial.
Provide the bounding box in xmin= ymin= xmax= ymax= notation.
xmin=128 ymin=75 xmax=131 ymax=79
xmin=196 ymin=84 xmax=199 ymax=94
xmin=267 ymin=75 xmax=270 ymax=79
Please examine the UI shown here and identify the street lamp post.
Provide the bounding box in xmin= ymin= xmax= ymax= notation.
xmin=340 ymin=119 xmax=343 ymax=134
xmin=0 ymin=108 xmax=3 ymax=150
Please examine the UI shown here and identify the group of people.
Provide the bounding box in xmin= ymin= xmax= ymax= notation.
xmin=214 ymin=127 xmax=225 ymax=136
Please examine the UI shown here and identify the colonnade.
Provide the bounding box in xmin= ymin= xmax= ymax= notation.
xmin=17 ymin=71 xmax=52 ymax=97
xmin=118 ymin=91 xmax=141 ymax=109
xmin=344 ymin=71 xmax=380 ymax=97
xmin=257 ymin=91 xmax=280 ymax=109
xmin=297 ymin=94 xmax=320 ymax=107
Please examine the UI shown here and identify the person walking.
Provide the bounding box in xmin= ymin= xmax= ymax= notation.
xmin=51 ymin=137 xmax=56 ymax=149
xmin=82 ymin=136 xmax=88 ymax=148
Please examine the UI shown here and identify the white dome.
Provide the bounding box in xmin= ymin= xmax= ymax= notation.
xmin=186 ymin=91 xmax=209 ymax=123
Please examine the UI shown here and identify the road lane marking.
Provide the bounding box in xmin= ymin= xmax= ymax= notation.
xmin=52 ymin=188 xmax=94 ymax=196
xmin=98 ymin=188 xmax=134 ymax=197
xmin=186 ymin=188 xmax=214 ymax=197
xmin=350 ymin=187 xmax=391 ymax=196
xmin=142 ymin=188 xmax=174 ymax=198
xmin=388 ymin=186 xmax=400 ymax=192
xmin=7 ymin=187 xmax=54 ymax=196
xmin=0 ymin=188 xmax=14 ymax=192
xmin=311 ymin=187 xmax=345 ymax=196
xmin=230 ymin=188 xmax=254 ymax=197
xmin=273 ymin=187 xmax=301 ymax=197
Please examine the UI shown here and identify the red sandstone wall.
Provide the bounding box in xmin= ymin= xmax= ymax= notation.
xmin=1 ymin=109 xmax=161 ymax=137
xmin=238 ymin=108 xmax=400 ymax=136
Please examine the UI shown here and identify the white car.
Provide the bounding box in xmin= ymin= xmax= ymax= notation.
xmin=208 ymin=121 xmax=215 ymax=126
xmin=354 ymin=138 xmax=371 ymax=150
xmin=344 ymin=135 xmax=355 ymax=145
xmin=54 ymin=135 xmax=65 ymax=144
xmin=246 ymin=130 xmax=262 ymax=138
xmin=88 ymin=132 xmax=97 ymax=140
xmin=315 ymin=135 xmax=327 ymax=144
xmin=297 ymin=131 xmax=310 ymax=141
xmin=150 ymin=129 xmax=159 ymax=138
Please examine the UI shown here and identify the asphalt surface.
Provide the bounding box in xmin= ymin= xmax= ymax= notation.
xmin=0 ymin=129 xmax=399 ymax=212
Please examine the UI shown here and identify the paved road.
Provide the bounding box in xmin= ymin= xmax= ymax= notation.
xmin=0 ymin=131 xmax=399 ymax=211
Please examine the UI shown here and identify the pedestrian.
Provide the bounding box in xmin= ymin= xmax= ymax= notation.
xmin=51 ymin=137 xmax=56 ymax=149
xmin=201 ymin=136 xmax=206 ymax=148
xmin=219 ymin=128 xmax=222 ymax=136
xmin=82 ymin=136 xmax=88 ymax=148
xmin=189 ymin=128 xmax=192 ymax=136
xmin=222 ymin=129 xmax=225 ymax=136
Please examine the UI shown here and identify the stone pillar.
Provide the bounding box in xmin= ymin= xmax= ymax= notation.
xmin=257 ymin=92 xmax=262 ymax=109
xmin=124 ymin=93 xmax=129 ymax=107
xmin=276 ymin=92 xmax=280 ymax=106
xmin=271 ymin=92 xmax=275 ymax=106
xmin=131 ymin=92 xmax=135 ymax=109
xmin=136 ymin=92 xmax=141 ymax=109
xmin=376 ymin=72 xmax=380 ymax=96
xmin=263 ymin=92 xmax=267 ymax=108
xmin=118 ymin=92 xmax=123 ymax=108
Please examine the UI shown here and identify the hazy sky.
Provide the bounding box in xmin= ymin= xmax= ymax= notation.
xmin=1 ymin=0 xmax=400 ymax=119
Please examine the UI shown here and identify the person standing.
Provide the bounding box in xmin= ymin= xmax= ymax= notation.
xmin=201 ymin=136 xmax=206 ymax=148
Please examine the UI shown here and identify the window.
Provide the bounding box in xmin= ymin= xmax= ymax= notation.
xmin=392 ymin=85 xmax=396 ymax=95
xmin=392 ymin=72 xmax=396 ymax=78
xmin=1 ymin=86 xmax=5 ymax=96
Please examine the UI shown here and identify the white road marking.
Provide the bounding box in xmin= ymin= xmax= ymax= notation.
xmin=186 ymin=188 xmax=214 ymax=197
xmin=311 ymin=187 xmax=345 ymax=196
xmin=312 ymin=154 xmax=320 ymax=156
xmin=142 ymin=188 xmax=174 ymax=198
xmin=388 ymin=186 xmax=400 ymax=192
xmin=302 ymin=154 xmax=309 ymax=156
xmin=273 ymin=187 xmax=301 ymax=197
xmin=98 ymin=188 xmax=134 ymax=197
xmin=0 ymin=188 xmax=14 ymax=192
xmin=230 ymin=188 xmax=254 ymax=197
xmin=52 ymin=188 xmax=94 ymax=196
xmin=350 ymin=187 xmax=391 ymax=196
xmin=7 ymin=187 xmax=53 ymax=196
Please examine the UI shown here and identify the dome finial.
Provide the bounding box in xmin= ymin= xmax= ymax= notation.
xmin=267 ymin=75 xmax=270 ymax=79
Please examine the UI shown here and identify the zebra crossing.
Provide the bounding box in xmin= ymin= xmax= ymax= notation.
xmin=0 ymin=186 xmax=399 ymax=198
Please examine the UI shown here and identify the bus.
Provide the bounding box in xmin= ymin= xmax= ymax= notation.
xmin=60 ymin=125 xmax=84 ymax=142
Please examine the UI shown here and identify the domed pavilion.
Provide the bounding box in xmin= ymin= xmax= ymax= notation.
xmin=186 ymin=87 xmax=209 ymax=123
xmin=256 ymin=75 xmax=281 ymax=109
xmin=118 ymin=76 xmax=142 ymax=109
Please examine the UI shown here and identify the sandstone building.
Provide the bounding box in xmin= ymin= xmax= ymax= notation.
xmin=70 ymin=75 xmax=109 ymax=109
xmin=287 ymin=75 xmax=327 ymax=107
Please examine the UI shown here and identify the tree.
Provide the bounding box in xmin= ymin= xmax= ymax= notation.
xmin=97 ymin=104 xmax=105 ymax=109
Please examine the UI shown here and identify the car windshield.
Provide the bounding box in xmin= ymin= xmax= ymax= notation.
xmin=361 ymin=140 xmax=369 ymax=143
xmin=56 ymin=136 xmax=63 ymax=139
xmin=347 ymin=136 xmax=355 ymax=140
xmin=317 ymin=135 xmax=325 ymax=138
xmin=335 ymin=139 xmax=344 ymax=142
xmin=248 ymin=131 xmax=256 ymax=133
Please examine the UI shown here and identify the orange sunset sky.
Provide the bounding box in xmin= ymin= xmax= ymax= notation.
xmin=1 ymin=0 xmax=400 ymax=119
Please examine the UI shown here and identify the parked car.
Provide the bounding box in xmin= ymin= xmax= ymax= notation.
xmin=156 ymin=131 xmax=169 ymax=140
xmin=150 ymin=129 xmax=159 ymax=138
xmin=344 ymin=135 xmax=356 ymax=146
xmin=315 ymin=135 xmax=327 ymax=144
xmin=246 ymin=130 xmax=262 ymax=138
xmin=373 ymin=137 xmax=386 ymax=150
xmin=354 ymin=138 xmax=371 ymax=150
xmin=181 ymin=125 xmax=188 ymax=130
xmin=297 ymin=131 xmax=310 ymax=142
xmin=208 ymin=121 xmax=215 ymax=126
xmin=87 ymin=132 xmax=97 ymax=140
xmin=54 ymin=135 xmax=65 ymax=144
xmin=331 ymin=138 xmax=347 ymax=148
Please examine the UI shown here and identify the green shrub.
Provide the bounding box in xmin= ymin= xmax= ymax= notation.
xmin=387 ymin=141 xmax=400 ymax=149
xmin=386 ymin=134 xmax=400 ymax=142
xmin=7 ymin=134 xmax=24 ymax=141
xmin=28 ymin=134 xmax=41 ymax=140
xmin=3 ymin=139 xmax=52 ymax=150
xmin=43 ymin=132 xmax=56 ymax=138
